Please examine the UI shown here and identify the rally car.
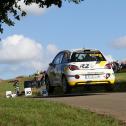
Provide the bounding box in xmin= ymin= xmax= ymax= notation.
xmin=45 ymin=48 xmax=115 ymax=94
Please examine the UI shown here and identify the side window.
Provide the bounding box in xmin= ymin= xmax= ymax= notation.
xmin=53 ymin=53 xmax=64 ymax=65
xmin=62 ymin=52 xmax=70 ymax=63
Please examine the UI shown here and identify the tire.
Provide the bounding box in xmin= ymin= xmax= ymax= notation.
xmin=45 ymin=77 xmax=54 ymax=94
xmin=105 ymin=85 xmax=114 ymax=92
xmin=62 ymin=77 xmax=71 ymax=94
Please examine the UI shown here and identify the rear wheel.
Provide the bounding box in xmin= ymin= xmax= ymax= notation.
xmin=62 ymin=77 xmax=71 ymax=94
xmin=45 ymin=77 xmax=54 ymax=94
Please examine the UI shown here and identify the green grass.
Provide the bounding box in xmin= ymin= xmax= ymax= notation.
xmin=0 ymin=73 xmax=126 ymax=126
xmin=0 ymin=98 xmax=124 ymax=126
xmin=114 ymin=72 xmax=126 ymax=92
xmin=0 ymin=80 xmax=14 ymax=97
xmin=115 ymin=72 xmax=126 ymax=83
xmin=0 ymin=76 xmax=33 ymax=97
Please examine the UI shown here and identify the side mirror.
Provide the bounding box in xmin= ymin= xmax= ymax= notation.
xmin=49 ymin=63 xmax=53 ymax=66
xmin=49 ymin=63 xmax=56 ymax=67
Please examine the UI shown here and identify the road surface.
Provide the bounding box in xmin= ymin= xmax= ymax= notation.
xmin=42 ymin=92 xmax=126 ymax=122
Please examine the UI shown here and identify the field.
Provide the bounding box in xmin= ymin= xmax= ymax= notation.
xmin=115 ymin=72 xmax=126 ymax=83
xmin=0 ymin=73 xmax=126 ymax=126
xmin=0 ymin=98 xmax=124 ymax=126
xmin=114 ymin=72 xmax=126 ymax=92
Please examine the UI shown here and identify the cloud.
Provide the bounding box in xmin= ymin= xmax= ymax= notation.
xmin=0 ymin=35 xmax=43 ymax=64
xmin=0 ymin=35 xmax=59 ymax=79
xmin=112 ymin=36 xmax=126 ymax=48
xmin=17 ymin=0 xmax=46 ymax=15
xmin=47 ymin=44 xmax=60 ymax=55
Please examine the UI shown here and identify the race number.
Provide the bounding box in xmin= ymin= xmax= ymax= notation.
xmin=25 ymin=88 xmax=32 ymax=96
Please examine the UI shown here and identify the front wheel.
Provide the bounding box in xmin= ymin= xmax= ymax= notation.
xmin=45 ymin=77 xmax=54 ymax=94
xmin=62 ymin=77 xmax=71 ymax=94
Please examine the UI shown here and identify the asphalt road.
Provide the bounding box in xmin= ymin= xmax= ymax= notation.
xmin=42 ymin=92 xmax=126 ymax=122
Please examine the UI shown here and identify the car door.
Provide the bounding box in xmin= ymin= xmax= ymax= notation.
xmin=48 ymin=52 xmax=64 ymax=86
xmin=53 ymin=52 xmax=64 ymax=86
xmin=56 ymin=52 xmax=71 ymax=85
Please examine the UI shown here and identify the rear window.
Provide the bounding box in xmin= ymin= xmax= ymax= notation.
xmin=70 ymin=52 xmax=106 ymax=62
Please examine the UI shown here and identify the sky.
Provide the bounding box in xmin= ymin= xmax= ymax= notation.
xmin=0 ymin=0 xmax=126 ymax=79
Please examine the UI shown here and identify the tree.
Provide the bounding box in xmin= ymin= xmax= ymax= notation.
xmin=0 ymin=0 xmax=83 ymax=33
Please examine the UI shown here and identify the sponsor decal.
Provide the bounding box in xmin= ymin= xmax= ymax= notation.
xmin=80 ymin=64 xmax=89 ymax=68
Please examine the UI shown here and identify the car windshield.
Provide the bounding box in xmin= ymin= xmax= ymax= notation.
xmin=70 ymin=52 xmax=106 ymax=62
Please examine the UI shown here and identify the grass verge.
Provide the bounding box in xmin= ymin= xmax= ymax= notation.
xmin=115 ymin=72 xmax=126 ymax=83
xmin=114 ymin=72 xmax=126 ymax=92
xmin=0 ymin=73 xmax=126 ymax=126
xmin=0 ymin=98 xmax=124 ymax=126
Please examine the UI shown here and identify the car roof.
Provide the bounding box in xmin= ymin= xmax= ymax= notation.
xmin=71 ymin=48 xmax=98 ymax=52
xmin=59 ymin=48 xmax=101 ymax=54
xmin=71 ymin=48 xmax=100 ymax=53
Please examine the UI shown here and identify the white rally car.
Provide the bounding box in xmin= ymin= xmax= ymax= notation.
xmin=45 ymin=48 xmax=115 ymax=94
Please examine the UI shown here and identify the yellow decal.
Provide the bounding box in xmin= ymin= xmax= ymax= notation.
xmin=89 ymin=54 xmax=102 ymax=57
xmin=68 ymin=79 xmax=115 ymax=86
xmin=99 ymin=61 xmax=107 ymax=67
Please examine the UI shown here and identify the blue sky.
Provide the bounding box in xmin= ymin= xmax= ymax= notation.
xmin=0 ymin=0 xmax=126 ymax=79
